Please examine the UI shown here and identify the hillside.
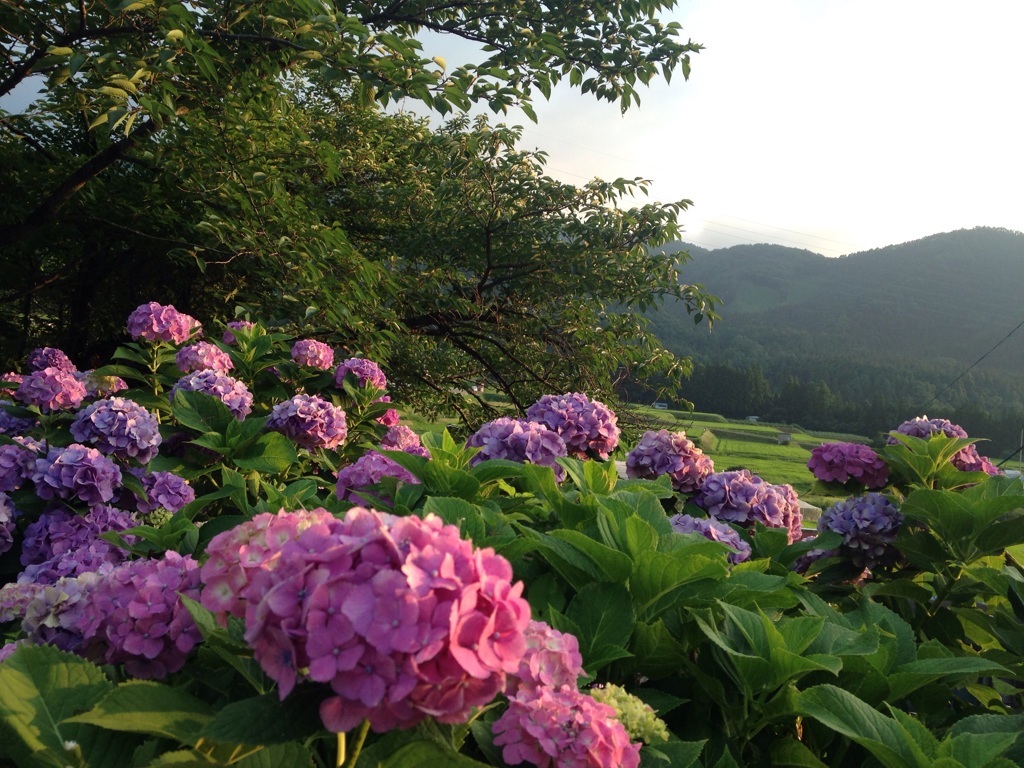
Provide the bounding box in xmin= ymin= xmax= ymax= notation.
xmin=647 ymin=227 xmax=1024 ymax=451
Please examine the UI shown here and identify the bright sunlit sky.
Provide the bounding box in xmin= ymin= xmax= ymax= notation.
xmin=406 ymin=0 xmax=1024 ymax=258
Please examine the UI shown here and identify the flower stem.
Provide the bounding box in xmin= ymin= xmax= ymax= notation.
xmin=343 ymin=720 xmax=371 ymax=768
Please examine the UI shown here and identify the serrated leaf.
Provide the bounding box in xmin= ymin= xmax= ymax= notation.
xmin=65 ymin=680 xmax=214 ymax=743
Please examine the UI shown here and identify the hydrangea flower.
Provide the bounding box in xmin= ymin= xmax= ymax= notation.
xmin=18 ymin=505 xmax=136 ymax=584
xmin=0 ymin=400 xmax=36 ymax=436
xmin=0 ymin=439 xmax=37 ymax=492
xmin=127 ymin=469 xmax=195 ymax=515
xmin=200 ymin=507 xmax=531 ymax=733
xmin=694 ymin=470 xmax=803 ymax=543
xmin=75 ymin=370 xmax=128 ymax=398
xmin=589 ymin=683 xmax=670 ymax=745
xmin=336 ymin=451 xmax=419 ymax=505
xmin=127 ymin=302 xmax=201 ymax=344
xmin=808 ymin=442 xmax=889 ymax=488
xmin=291 ymin=339 xmax=334 ymax=370
xmin=222 ymin=320 xmax=255 ymax=344
xmin=334 ymin=357 xmax=387 ymax=390
xmin=817 ymin=493 xmax=903 ymax=569
xmin=267 ymin=394 xmax=347 ymax=451
xmin=466 ymin=418 xmax=567 ymax=480
xmin=375 ymin=396 xmax=400 ymax=427
xmin=33 ymin=444 xmax=122 ymax=506
xmin=70 ymin=397 xmax=162 ymax=464
xmin=175 ymin=341 xmax=234 ymax=374
xmin=951 ymin=444 xmax=1001 ymax=475
xmin=506 ymin=620 xmax=585 ymax=697
xmin=381 ymin=425 xmax=426 ymax=454
xmin=0 ymin=492 xmax=17 ymax=556
xmin=626 ymin=430 xmax=714 ymax=493
xmin=16 ymin=367 xmax=87 ymax=412
xmin=889 ymin=415 xmax=1000 ymax=476
xmin=493 ymin=686 xmax=641 ymax=768
xmin=76 ymin=551 xmax=202 ymax=679
xmin=28 ymin=347 xmax=76 ymax=372
xmin=170 ymin=370 xmax=253 ymax=419
xmin=20 ymin=573 xmax=101 ymax=653
xmin=526 ymin=392 xmax=620 ymax=460
xmin=669 ymin=514 xmax=751 ymax=565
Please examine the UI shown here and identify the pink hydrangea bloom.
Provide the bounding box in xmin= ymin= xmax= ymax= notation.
xmin=334 ymin=357 xmax=387 ymax=390
xmin=506 ymin=620 xmax=585 ymax=697
xmin=291 ymin=339 xmax=335 ymax=370
xmin=626 ymin=430 xmax=714 ymax=493
xmin=175 ymin=341 xmax=234 ymax=374
xmin=16 ymin=367 xmax=87 ymax=412
xmin=336 ymin=450 xmax=419 ymax=505
xmin=807 ymin=442 xmax=888 ymax=489
xmin=526 ymin=393 xmax=620 ymax=460
xmin=381 ymin=425 xmax=424 ymax=453
xmin=375 ymin=396 xmax=401 ymax=427
xmin=493 ymin=686 xmax=641 ymax=768
xmin=199 ymin=507 xmax=531 ymax=733
xmin=127 ymin=302 xmax=201 ymax=344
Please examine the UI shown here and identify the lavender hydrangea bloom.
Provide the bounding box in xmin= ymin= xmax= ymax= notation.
xmin=170 ymin=370 xmax=253 ymax=419
xmin=669 ymin=514 xmax=751 ymax=564
xmin=0 ymin=492 xmax=17 ymax=556
xmin=28 ymin=347 xmax=76 ymax=372
xmin=526 ymin=392 xmax=620 ymax=460
xmin=127 ymin=302 xmax=201 ymax=344
xmin=71 ymin=397 xmax=163 ymax=464
xmin=175 ymin=341 xmax=234 ymax=374
xmin=889 ymin=415 xmax=1000 ymax=476
xmin=336 ymin=450 xmax=419 ymax=505
xmin=0 ymin=439 xmax=37 ymax=492
xmin=818 ymin=493 xmax=903 ymax=569
xmin=21 ymin=573 xmax=101 ymax=653
xmin=75 ymin=370 xmax=128 ymax=398
xmin=951 ymin=444 xmax=1002 ymax=475
xmin=0 ymin=400 xmax=36 ymax=436
xmin=19 ymin=505 xmax=136 ymax=584
xmin=626 ymin=430 xmax=714 ymax=493
xmin=222 ymin=320 xmax=255 ymax=344
xmin=334 ymin=357 xmax=387 ymax=390
xmin=34 ymin=444 xmax=122 ymax=505
xmin=695 ymin=470 xmax=803 ymax=543
xmin=291 ymin=339 xmax=335 ymax=370
xmin=127 ymin=469 xmax=195 ymax=515
xmin=807 ymin=442 xmax=889 ymax=489
xmin=16 ymin=367 xmax=87 ymax=412
xmin=267 ymin=394 xmax=348 ymax=450
xmin=466 ymin=418 xmax=567 ymax=480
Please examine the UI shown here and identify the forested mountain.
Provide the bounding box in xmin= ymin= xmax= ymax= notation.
xmin=644 ymin=227 xmax=1024 ymax=454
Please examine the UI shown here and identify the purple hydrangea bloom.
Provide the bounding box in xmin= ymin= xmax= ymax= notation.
xmin=0 ymin=492 xmax=17 ymax=556
xmin=75 ymin=551 xmax=202 ymax=679
xmin=466 ymin=418 xmax=567 ymax=481
xmin=0 ymin=439 xmax=37 ymax=492
xmin=267 ymin=394 xmax=348 ymax=450
xmin=21 ymin=573 xmax=101 ymax=653
xmin=127 ymin=469 xmax=195 ymax=515
xmin=669 ymin=514 xmax=752 ymax=564
xmin=807 ymin=442 xmax=889 ymax=489
xmin=291 ymin=339 xmax=334 ymax=370
xmin=818 ymin=492 xmax=903 ymax=569
xmin=336 ymin=450 xmax=419 ymax=505
xmin=334 ymin=357 xmax=387 ymax=390
xmin=951 ymin=444 xmax=1002 ymax=475
xmin=0 ymin=399 xmax=36 ymax=436
xmin=694 ymin=470 xmax=803 ymax=543
xmin=626 ymin=430 xmax=714 ymax=493
xmin=19 ymin=505 xmax=136 ymax=584
xmin=175 ymin=341 xmax=234 ymax=374
xmin=127 ymin=302 xmax=201 ymax=344
xmin=170 ymin=370 xmax=252 ymax=419
xmin=75 ymin=370 xmax=128 ymax=398
xmin=16 ymin=367 xmax=87 ymax=413
xmin=70 ymin=397 xmax=163 ymax=464
xmin=33 ymin=444 xmax=122 ymax=506
xmin=525 ymin=392 xmax=621 ymax=460
xmin=889 ymin=415 xmax=1000 ymax=476
xmin=1 ymin=581 xmax=42 ymax=624
xmin=28 ymin=347 xmax=76 ymax=372
xmin=222 ymin=320 xmax=255 ymax=345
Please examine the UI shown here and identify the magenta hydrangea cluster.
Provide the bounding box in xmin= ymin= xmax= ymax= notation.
xmin=0 ymin=492 xmax=16 ymax=556
xmin=291 ymin=339 xmax=335 ymax=370
xmin=375 ymin=395 xmax=401 ymax=427
xmin=694 ymin=469 xmax=803 ymax=543
xmin=70 ymin=397 xmax=163 ymax=464
xmin=222 ymin=320 xmax=255 ymax=344
xmin=170 ymin=370 xmax=253 ymax=419
xmin=16 ymin=367 xmax=87 ymax=412
xmin=18 ymin=506 xmax=136 ymax=584
xmin=28 ymin=347 xmax=76 ymax=372
xmin=76 ymin=551 xmax=202 ymax=679
xmin=526 ymin=392 xmax=620 ymax=460
xmin=625 ymin=429 xmax=714 ymax=493
xmin=816 ymin=492 xmax=903 ymax=569
xmin=32 ymin=444 xmax=122 ymax=506
xmin=807 ymin=442 xmax=889 ymax=489
xmin=200 ymin=507 xmax=532 ymax=733
xmin=334 ymin=357 xmax=388 ymax=390
xmin=127 ymin=469 xmax=196 ymax=515
xmin=175 ymin=341 xmax=234 ymax=374
xmin=266 ymin=394 xmax=348 ymax=450
xmin=669 ymin=514 xmax=751 ymax=565
xmin=127 ymin=302 xmax=201 ymax=344
xmin=336 ymin=450 xmax=420 ymax=506
xmin=494 ymin=619 xmax=639 ymax=768
xmin=466 ymin=418 xmax=568 ymax=480
xmin=889 ymin=415 xmax=1001 ymax=476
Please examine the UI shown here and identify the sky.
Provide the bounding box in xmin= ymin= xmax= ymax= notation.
xmin=409 ymin=0 xmax=1024 ymax=258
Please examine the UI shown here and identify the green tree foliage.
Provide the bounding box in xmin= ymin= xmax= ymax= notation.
xmin=1 ymin=0 xmax=713 ymax=416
